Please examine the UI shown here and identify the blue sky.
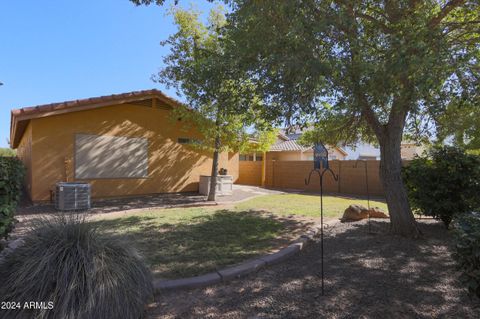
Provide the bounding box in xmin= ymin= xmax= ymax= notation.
xmin=0 ymin=0 xmax=217 ymax=148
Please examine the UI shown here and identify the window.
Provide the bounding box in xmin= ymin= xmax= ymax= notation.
xmin=178 ymin=138 xmax=191 ymax=144
xmin=256 ymin=154 xmax=263 ymax=161
xmin=75 ymin=134 xmax=148 ymax=179
xmin=178 ymin=138 xmax=201 ymax=145
xmin=240 ymin=154 xmax=256 ymax=161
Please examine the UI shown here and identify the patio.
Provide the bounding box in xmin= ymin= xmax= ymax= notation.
xmin=15 ymin=185 xmax=283 ymax=216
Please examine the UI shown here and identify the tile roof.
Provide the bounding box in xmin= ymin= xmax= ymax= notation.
xmin=11 ymin=89 xmax=181 ymax=118
xmin=270 ymin=133 xmax=349 ymax=156
xmin=270 ymin=140 xmax=312 ymax=152
xmin=10 ymin=89 xmax=184 ymax=148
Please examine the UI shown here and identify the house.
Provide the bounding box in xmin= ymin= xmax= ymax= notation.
xmin=10 ymin=89 xmax=238 ymax=202
xmin=267 ymin=132 xmax=348 ymax=161
xmin=343 ymin=142 xmax=426 ymax=160
xmin=240 ymin=132 xmax=348 ymax=163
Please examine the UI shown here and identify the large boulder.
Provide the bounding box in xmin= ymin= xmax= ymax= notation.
xmin=340 ymin=205 xmax=389 ymax=222
xmin=368 ymin=207 xmax=389 ymax=219
xmin=340 ymin=204 xmax=369 ymax=222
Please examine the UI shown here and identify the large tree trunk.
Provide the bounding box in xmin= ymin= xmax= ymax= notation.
xmin=207 ymin=134 xmax=221 ymax=202
xmin=379 ymin=132 xmax=421 ymax=237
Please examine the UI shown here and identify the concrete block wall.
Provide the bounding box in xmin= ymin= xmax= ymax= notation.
xmin=241 ymin=160 xmax=391 ymax=197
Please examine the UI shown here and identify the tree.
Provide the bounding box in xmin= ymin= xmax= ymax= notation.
xmin=219 ymin=0 xmax=479 ymax=237
xmin=436 ymin=102 xmax=480 ymax=151
xmin=158 ymin=6 xmax=273 ymax=201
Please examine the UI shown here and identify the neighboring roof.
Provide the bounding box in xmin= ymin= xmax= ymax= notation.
xmin=270 ymin=132 xmax=348 ymax=156
xmin=10 ymin=89 xmax=183 ymax=148
xmin=277 ymin=132 xmax=289 ymax=141
xmin=270 ymin=139 xmax=311 ymax=152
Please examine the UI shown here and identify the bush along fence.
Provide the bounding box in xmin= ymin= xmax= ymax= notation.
xmin=454 ymin=212 xmax=480 ymax=299
xmin=0 ymin=156 xmax=25 ymax=243
xmin=403 ymin=146 xmax=480 ymax=228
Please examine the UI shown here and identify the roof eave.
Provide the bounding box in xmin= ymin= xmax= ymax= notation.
xmin=10 ymin=89 xmax=184 ymax=149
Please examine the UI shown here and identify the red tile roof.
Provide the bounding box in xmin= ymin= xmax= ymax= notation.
xmin=10 ymin=89 xmax=184 ymax=148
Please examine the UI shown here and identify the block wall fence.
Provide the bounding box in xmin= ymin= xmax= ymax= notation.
xmin=238 ymin=160 xmax=407 ymax=197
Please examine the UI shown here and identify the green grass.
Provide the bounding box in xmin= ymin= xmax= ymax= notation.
xmin=235 ymin=193 xmax=388 ymax=218
xmin=90 ymin=208 xmax=289 ymax=279
xmin=90 ymin=193 xmax=388 ymax=279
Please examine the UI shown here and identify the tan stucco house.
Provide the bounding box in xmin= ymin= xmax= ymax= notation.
xmin=240 ymin=132 xmax=347 ymax=163
xmin=10 ymin=89 xmax=238 ymax=202
xmin=267 ymin=132 xmax=348 ymax=161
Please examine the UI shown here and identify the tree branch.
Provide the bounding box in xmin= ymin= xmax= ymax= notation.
xmin=428 ymin=0 xmax=466 ymax=28
xmin=355 ymin=12 xmax=392 ymax=33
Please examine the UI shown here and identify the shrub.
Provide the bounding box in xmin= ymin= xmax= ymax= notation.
xmin=403 ymin=146 xmax=480 ymax=228
xmin=0 ymin=147 xmax=16 ymax=157
xmin=453 ymin=212 xmax=480 ymax=299
xmin=0 ymin=156 xmax=25 ymax=241
xmin=0 ymin=214 xmax=153 ymax=319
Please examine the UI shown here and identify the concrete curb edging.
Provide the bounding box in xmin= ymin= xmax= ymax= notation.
xmin=153 ymin=221 xmax=332 ymax=293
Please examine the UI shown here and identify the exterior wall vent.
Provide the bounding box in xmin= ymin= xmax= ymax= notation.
xmin=55 ymin=182 xmax=91 ymax=211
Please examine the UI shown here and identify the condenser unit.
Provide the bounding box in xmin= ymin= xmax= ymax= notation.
xmin=55 ymin=182 xmax=91 ymax=211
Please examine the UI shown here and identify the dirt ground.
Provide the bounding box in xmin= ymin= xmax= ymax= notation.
xmin=148 ymin=220 xmax=480 ymax=319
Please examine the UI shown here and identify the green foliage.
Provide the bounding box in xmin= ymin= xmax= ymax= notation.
xmin=0 ymin=214 xmax=153 ymax=319
xmin=403 ymin=146 xmax=480 ymax=228
xmin=0 ymin=148 xmax=16 ymax=157
xmin=238 ymin=127 xmax=278 ymax=154
xmin=0 ymin=157 xmax=24 ymax=241
xmin=224 ymin=0 xmax=479 ymax=145
xmin=159 ymin=6 xmax=272 ymax=154
xmin=436 ymin=102 xmax=480 ymax=150
xmin=453 ymin=212 xmax=480 ymax=299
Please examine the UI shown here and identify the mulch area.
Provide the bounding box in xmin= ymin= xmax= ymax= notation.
xmin=15 ymin=192 xmax=207 ymax=216
xmin=148 ymin=219 xmax=480 ymax=319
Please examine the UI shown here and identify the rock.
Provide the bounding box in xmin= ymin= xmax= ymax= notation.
xmin=340 ymin=204 xmax=369 ymax=222
xmin=341 ymin=205 xmax=389 ymax=222
xmin=368 ymin=207 xmax=388 ymax=219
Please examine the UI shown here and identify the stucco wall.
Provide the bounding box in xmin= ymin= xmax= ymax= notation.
xmin=401 ymin=143 xmax=425 ymax=160
xmin=267 ymin=148 xmax=346 ymax=161
xmin=28 ymin=103 xmax=238 ymax=201
xmin=238 ymin=161 xmax=262 ymax=186
xmin=240 ymin=160 xmax=387 ymax=196
xmin=16 ymin=122 xmax=33 ymax=198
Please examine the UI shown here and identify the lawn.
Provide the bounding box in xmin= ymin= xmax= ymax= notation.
xmin=90 ymin=193 xmax=388 ymax=279
xmin=235 ymin=193 xmax=389 ymax=218
xmin=91 ymin=208 xmax=307 ymax=279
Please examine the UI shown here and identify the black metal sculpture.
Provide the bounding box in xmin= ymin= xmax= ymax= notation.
xmin=305 ymin=142 xmax=339 ymax=296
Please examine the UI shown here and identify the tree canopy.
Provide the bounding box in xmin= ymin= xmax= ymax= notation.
xmin=220 ymin=0 xmax=479 ymax=236
xmin=131 ymin=0 xmax=479 ymax=236
xmin=158 ymin=6 xmax=275 ymax=200
xmin=224 ymin=1 xmax=479 ymax=144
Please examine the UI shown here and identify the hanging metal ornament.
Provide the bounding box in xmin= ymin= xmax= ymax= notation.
xmin=305 ymin=142 xmax=339 ymax=296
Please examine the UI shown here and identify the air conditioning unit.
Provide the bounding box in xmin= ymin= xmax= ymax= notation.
xmin=55 ymin=182 xmax=91 ymax=211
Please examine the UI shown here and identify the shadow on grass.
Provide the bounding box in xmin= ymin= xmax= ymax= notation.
xmin=150 ymin=220 xmax=480 ymax=319
xmin=90 ymin=210 xmax=312 ymax=279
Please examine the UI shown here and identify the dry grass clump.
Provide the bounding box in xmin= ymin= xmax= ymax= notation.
xmin=0 ymin=214 xmax=153 ymax=319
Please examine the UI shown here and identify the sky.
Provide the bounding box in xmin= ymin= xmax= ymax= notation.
xmin=0 ymin=0 xmax=217 ymax=148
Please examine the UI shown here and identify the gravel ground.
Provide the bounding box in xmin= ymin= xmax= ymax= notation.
xmin=148 ymin=220 xmax=480 ymax=319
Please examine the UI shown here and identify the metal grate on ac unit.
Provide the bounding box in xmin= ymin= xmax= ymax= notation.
xmin=55 ymin=182 xmax=91 ymax=211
